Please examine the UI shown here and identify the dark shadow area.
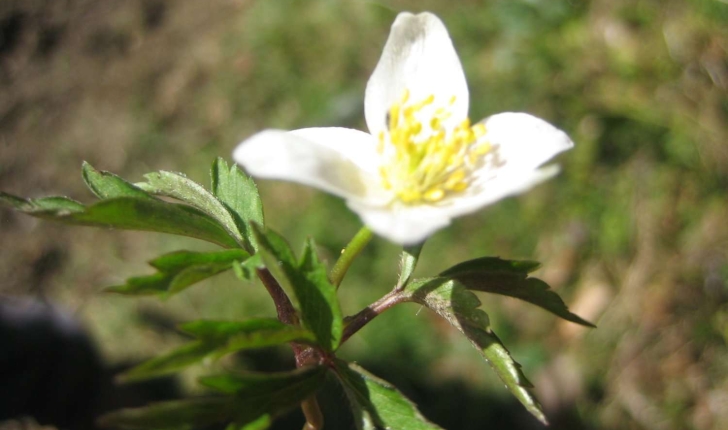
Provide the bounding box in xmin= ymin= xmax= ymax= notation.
xmin=0 ymin=300 xmax=596 ymax=430
xmin=0 ymin=299 xmax=180 ymax=430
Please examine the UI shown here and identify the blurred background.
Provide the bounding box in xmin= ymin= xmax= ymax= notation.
xmin=1 ymin=0 xmax=727 ymax=429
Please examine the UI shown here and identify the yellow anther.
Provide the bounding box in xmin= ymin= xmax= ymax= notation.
xmin=379 ymin=90 xmax=493 ymax=205
xmin=475 ymin=141 xmax=492 ymax=155
xmin=424 ymin=188 xmax=445 ymax=202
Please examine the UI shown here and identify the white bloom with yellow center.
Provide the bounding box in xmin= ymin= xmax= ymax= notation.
xmin=233 ymin=12 xmax=574 ymax=245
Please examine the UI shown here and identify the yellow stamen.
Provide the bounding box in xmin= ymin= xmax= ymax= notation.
xmin=378 ymin=91 xmax=493 ymax=204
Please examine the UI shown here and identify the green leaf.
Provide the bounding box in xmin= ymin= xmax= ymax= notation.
xmin=233 ymin=253 xmax=263 ymax=281
xmin=404 ymin=278 xmax=548 ymax=425
xmin=202 ymin=367 xmax=325 ymax=427
xmin=138 ymin=170 xmax=245 ymax=248
xmin=397 ymin=242 xmax=424 ymax=289
xmin=119 ymin=341 xmax=213 ymax=383
xmin=1 ymin=193 xmax=239 ymax=248
xmin=105 ymin=249 xmax=249 ymax=297
xmin=228 ymin=415 xmax=271 ymax=430
xmin=179 ymin=318 xmax=290 ymax=340
xmin=440 ymin=257 xmax=541 ymax=276
xmin=1 ymin=193 xmax=85 ymax=213
xmin=98 ymin=397 xmax=235 ymax=430
xmin=335 ymin=361 xmax=441 ymax=430
xmin=105 ymin=367 xmax=324 ymax=430
xmin=211 ymin=158 xmax=264 ymax=253
xmin=440 ymin=257 xmax=594 ymax=327
xmin=119 ymin=318 xmax=314 ymax=382
xmin=199 ymin=366 xmax=325 ymax=395
xmin=81 ymin=162 xmax=154 ymax=200
xmin=253 ymin=225 xmax=343 ymax=351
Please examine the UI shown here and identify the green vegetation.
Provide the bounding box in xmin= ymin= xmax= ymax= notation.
xmin=1 ymin=0 xmax=726 ymax=428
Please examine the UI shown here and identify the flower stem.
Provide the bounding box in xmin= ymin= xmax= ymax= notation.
xmin=341 ymin=289 xmax=408 ymax=344
xmin=256 ymin=268 xmax=298 ymax=325
xmin=329 ymin=226 xmax=373 ymax=289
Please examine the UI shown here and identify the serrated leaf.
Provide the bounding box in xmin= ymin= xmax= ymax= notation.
xmin=120 ymin=319 xmax=315 ymax=382
xmin=105 ymin=249 xmax=249 ymax=297
xmin=179 ymin=318 xmax=289 ymax=340
xmin=211 ymin=158 xmax=264 ymax=253
xmin=440 ymin=257 xmax=594 ymax=327
xmin=335 ymin=361 xmax=441 ymax=430
xmin=1 ymin=193 xmax=85 ymax=213
xmin=253 ymin=225 xmax=343 ymax=351
xmin=404 ymin=278 xmax=548 ymax=425
xmin=1 ymin=193 xmax=239 ymax=248
xmin=98 ymin=397 xmax=235 ymax=430
xmin=138 ymin=170 xmax=246 ymax=249
xmin=81 ymin=162 xmax=154 ymax=200
xmin=103 ymin=366 xmax=323 ymax=430
xmin=440 ymin=257 xmax=541 ymax=276
xmin=200 ymin=367 xmax=325 ymax=427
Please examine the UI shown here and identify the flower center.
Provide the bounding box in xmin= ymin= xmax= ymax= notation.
xmin=377 ymin=90 xmax=491 ymax=204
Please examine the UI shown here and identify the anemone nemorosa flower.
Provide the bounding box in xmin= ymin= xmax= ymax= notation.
xmin=233 ymin=12 xmax=574 ymax=245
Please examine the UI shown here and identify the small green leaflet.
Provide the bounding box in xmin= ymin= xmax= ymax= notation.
xmin=211 ymin=158 xmax=264 ymax=253
xmin=200 ymin=366 xmax=326 ymax=428
xmin=105 ymin=249 xmax=250 ymax=297
xmin=119 ymin=318 xmax=315 ymax=382
xmin=137 ymin=170 xmax=247 ymax=249
xmin=81 ymin=162 xmax=155 ymax=200
xmin=440 ymin=257 xmax=594 ymax=327
xmin=106 ymin=367 xmax=326 ymax=429
xmin=404 ymin=278 xmax=548 ymax=425
xmin=396 ymin=242 xmax=424 ymax=289
xmin=0 ymin=192 xmax=239 ymax=248
xmin=335 ymin=361 xmax=442 ymax=430
xmin=253 ymin=225 xmax=343 ymax=351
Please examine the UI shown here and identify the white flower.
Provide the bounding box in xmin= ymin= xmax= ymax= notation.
xmin=233 ymin=12 xmax=573 ymax=245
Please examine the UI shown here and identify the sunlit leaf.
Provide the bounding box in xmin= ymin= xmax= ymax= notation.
xmin=105 ymin=249 xmax=250 ymax=297
xmin=138 ymin=170 xmax=245 ymax=248
xmin=81 ymin=162 xmax=155 ymax=200
xmin=211 ymin=157 xmax=264 ymax=253
xmin=440 ymin=257 xmax=594 ymax=326
xmin=0 ymin=193 xmax=238 ymax=248
xmin=397 ymin=242 xmax=424 ymax=289
xmin=404 ymin=278 xmax=548 ymax=425
xmin=335 ymin=361 xmax=441 ymax=430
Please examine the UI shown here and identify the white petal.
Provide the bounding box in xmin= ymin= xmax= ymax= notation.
xmin=480 ymin=112 xmax=574 ymax=173
xmin=365 ymin=12 xmax=469 ymax=137
xmin=347 ymin=201 xmax=452 ymax=245
xmin=233 ymin=128 xmax=389 ymax=204
xmin=439 ymin=165 xmax=561 ymax=219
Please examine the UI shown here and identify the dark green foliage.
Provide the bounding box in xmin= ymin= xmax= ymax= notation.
xmin=0 ymin=192 xmax=239 ymax=248
xmin=106 ymin=249 xmax=250 ymax=297
xmin=119 ymin=318 xmax=315 ymax=382
xmin=253 ymin=225 xmax=343 ymax=351
xmin=440 ymin=257 xmax=594 ymax=327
